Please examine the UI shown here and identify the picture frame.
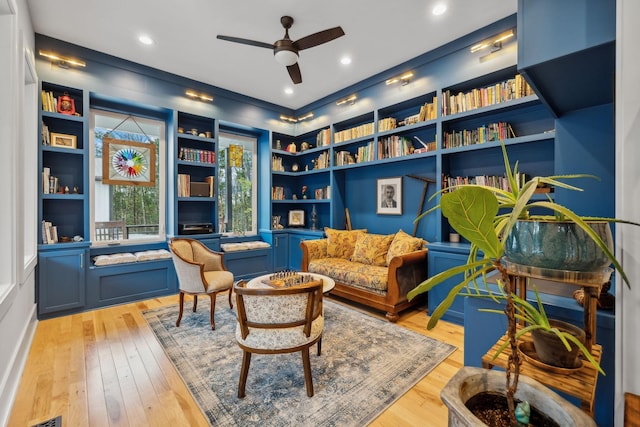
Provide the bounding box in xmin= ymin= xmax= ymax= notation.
xmin=102 ymin=137 xmax=156 ymax=187
xmin=288 ymin=209 xmax=306 ymax=227
xmin=377 ymin=176 xmax=402 ymax=215
xmin=50 ymin=132 xmax=77 ymax=149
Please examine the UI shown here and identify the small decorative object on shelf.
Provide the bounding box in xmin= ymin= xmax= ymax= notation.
xmin=56 ymin=92 xmax=76 ymax=115
xmin=301 ymin=185 xmax=307 ymax=199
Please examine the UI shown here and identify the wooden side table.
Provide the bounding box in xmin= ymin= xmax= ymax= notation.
xmin=482 ymin=328 xmax=602 ymax=415
xmin=481 ymin=261 xmax=612 ymax=417
xmin=503 ymin=261 xmax=612 ymax=351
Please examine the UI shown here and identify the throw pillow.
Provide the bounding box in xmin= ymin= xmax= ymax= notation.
xmin=325 ymin=227 xmax=367 ymax=259
xmin=351 ymin=233 xmax=395 ymax=266
xmin=386 ymin=229 xmax=425 ymax=266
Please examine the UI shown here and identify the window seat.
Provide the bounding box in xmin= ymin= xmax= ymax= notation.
xmin=93 ymin=249 xmax=172 ymax=266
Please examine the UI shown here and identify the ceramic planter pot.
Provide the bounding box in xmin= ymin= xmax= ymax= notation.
xmin=440 ymin=366 xmax=596 ymax=426
xmin=531 ymin=319 xmax=586 ymax=368
xmin=504 ymin=220 xmax=613 ymax=271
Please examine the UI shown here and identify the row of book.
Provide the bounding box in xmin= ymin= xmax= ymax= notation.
xmin=272 ymin=155 xmax=285 ymax=172
xmin=41 ymin=122 xmax=52 ymax=145
xmin=41 ymin=220 xmax=59 ymax=244
xmin=41 ymin=90 xmax=59 ymax=113
xmin=178 ymin=147 xmax=215 ymax=164
xmin=442 ymin=122 xmax=516 ymax=149
xmin=378 ymin=136 xmax=414 ymax=160
xmin=441 ymin=74 xmax=534 ymax=116
xmin=334 ymin=122 xmax=374 ymax=143
xmin=316 ymin=129 xmax=331 ymax=147
xmin=177 ymin=174 xmax=214 ymax=197
xmin=442 ymin=172 xmax=527 ymax=192
xmin=272 ymin=186 xmax=286 ymax=200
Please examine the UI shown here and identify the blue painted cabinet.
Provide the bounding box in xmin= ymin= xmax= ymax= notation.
xmin=272 ymin=233 xmax=289 ymax=271
xmin=426 ymin=242 xmax=472 ymax=326
xmin=288 ymin=230 xmax=324 ymax=270
xmin=38 ymin=248 xmax=87 ymax=316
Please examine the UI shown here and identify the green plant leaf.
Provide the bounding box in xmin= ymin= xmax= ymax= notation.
xmin=441 ymin=186 xmax=502 ymax=259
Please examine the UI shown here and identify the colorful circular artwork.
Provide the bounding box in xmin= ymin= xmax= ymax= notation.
xmin=112 ymin=147 xmax=147 ymax=178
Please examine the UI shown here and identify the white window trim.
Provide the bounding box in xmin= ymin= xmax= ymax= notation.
xmin=89 ymin=109 xmax=166 ymax=246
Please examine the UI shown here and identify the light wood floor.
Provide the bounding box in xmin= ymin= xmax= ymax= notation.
xmin=8 ymin=294 xmax=464 ymax=427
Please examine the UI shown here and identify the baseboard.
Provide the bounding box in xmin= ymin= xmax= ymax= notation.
xmin=0 ymin=303 xmax=38 ymax=426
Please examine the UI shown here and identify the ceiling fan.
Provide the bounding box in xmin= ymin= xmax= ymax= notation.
xmin=216 ymin=16 xmax=345 ymax=84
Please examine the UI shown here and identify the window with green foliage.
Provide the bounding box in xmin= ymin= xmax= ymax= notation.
xmin=217 ymin=132 xmax=257 ymax=235
xmin=90 ymin=109 xmax=165 ymax=244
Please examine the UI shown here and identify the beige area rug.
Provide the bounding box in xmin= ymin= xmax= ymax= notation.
xmin=143 ymin=297 xmax=456 ymax=426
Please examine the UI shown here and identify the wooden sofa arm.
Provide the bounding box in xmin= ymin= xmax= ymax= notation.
xmin=386 ymin=249 xmax=429 ymax=303
xmin=300 ymin=239 xmax=328 ymax=272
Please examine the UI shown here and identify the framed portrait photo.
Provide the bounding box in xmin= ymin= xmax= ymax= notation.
xmin=377 ymin=176 xmax=402 ymax=215
xmin=50 ymin=132 xmax=77 ymax=149
xmin=288 ymin=209 xmax=306 ymax=227
xmin=102 ymin=137 xmax=156 ymax=187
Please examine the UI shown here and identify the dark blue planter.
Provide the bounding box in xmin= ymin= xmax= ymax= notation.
xmin=504 ymin=220 xmax=613 ymax=272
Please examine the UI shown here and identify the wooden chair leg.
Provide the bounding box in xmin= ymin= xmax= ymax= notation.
xmin=317 ymin=336 xmax=322 ymax=356
xmin=208 ymin=293 xmax=216 ymax=330
xmin=238 ymin=351 xmax=251 ymax=398
xmin=176 ymin=291 xmax=185 ymax=327
xmin=193 ymin=294 xmax=198 ymax=312
xmin=301 ymin=347 xmax=314 ymax=397
xmin=228 ymin=286 xmax=233 ymax=309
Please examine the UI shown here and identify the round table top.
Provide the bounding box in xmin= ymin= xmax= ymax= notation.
xmin=247 ymin=272 xmax=335 ymax=294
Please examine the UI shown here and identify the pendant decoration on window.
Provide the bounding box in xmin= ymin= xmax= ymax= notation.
xmin=102 ymin=137 xmax=156 ymax=186
xmin=229 ymin=144 xmax=243 ymax=167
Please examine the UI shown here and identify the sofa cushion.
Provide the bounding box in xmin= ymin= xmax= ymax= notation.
xmin=386 ymin=229 xmax=425 ymax=266
xmin=351 ymin=233 xmax=395 ymax=266
xmin=308 ymin=258 xmax=388 ymax=293
xmin=324 ymin=228 xmax=367 ymax=259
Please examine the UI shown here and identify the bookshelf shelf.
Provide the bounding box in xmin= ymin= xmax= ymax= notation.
xmin=174 ymin=111 xmax=218 ymax=236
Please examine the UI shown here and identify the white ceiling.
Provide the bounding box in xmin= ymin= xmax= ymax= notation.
xmin=27 ymin=0 xmax=517 ymax=110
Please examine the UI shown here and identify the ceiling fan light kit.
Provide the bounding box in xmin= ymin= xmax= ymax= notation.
xmin=217 ymin=15 xmax=344 ymax=84
xmin=274 ymin=49 xmax=298 ymax=67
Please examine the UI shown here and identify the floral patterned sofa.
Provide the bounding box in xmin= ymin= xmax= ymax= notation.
xmin=300 ymin=228 xmax=428 ymax=322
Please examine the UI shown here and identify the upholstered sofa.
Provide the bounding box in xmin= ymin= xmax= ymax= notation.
xmin=301 ymin=228 xmax=428 ymax=322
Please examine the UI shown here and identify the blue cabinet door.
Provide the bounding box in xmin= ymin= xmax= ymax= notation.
xmin=427 ymin=243 xmax=471 ymax=326
xmin=38 ymin=248 xmax=86 ymax=316
xmin=272 ymin=233 xmax=289 ymax=271
xmin=288 ymin=231 xmax=323 ymax=270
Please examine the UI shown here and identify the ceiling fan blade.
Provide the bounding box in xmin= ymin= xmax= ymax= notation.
xmin=287 ymin=63 xmax=302 ymax=84
xmin=294 ymin=26 xmax=345 ymax=51
xmin=216 ymin=35 xmax=274 ymax=50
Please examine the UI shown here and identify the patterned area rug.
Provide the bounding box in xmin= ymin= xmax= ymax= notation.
xmin=143 ymin=297 xmax=456 ymax=426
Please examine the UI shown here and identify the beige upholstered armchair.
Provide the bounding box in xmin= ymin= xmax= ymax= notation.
xmin=234 ymin=280 xmax=324 ymax=398
xmin=168 ymin=238 xmax=234 ymax=330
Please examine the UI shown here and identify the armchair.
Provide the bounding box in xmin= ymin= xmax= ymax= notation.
xmin=234 ymin=280 xmax=324 ymax=398
xmin=168 ymin=238 xmax=234 ymax=330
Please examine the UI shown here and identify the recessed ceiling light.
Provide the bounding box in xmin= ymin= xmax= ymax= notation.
xmin=284 ymin=87 xmax=294 ymax=95
xmin=138 ymin=35 xmax=154 ymax=45
xmin=432 ymin=3 xmax=447 ymax=15
xmin=340 ymin=56 xmax=352 ymax=65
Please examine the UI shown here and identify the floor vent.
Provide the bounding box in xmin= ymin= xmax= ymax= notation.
xmin=32 ymin=416 xmax=62 ymax=427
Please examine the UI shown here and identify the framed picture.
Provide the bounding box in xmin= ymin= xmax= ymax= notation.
xmin=102 ymin=137 xmax=156 ymax=187
xmin=288 ymin=209 xmax=306 ymax=227
xmin=50 ymin=132 xmax=77 ymax=149
xmin=377 ymin=176 xmax=402 ymax=215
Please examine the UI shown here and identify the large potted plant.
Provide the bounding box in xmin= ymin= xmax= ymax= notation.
xmin=408 ymin=143 xmax=637 ymax=426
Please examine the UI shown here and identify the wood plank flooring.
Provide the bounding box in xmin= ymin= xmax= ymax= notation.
xmin=8 ymin=295 xmax=463 ymax=427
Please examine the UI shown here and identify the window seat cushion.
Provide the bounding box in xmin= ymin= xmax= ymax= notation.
xmin=93 ymin=249 xmax=171 ymax=265
xmin=220 ymin=241 xmax=271 ymax=252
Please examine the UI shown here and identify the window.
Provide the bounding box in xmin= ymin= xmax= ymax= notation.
xmin=217 ymin=131 xmax=257 ymax=235
xmin=90 ymin=110 xmax=166 ymax=244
